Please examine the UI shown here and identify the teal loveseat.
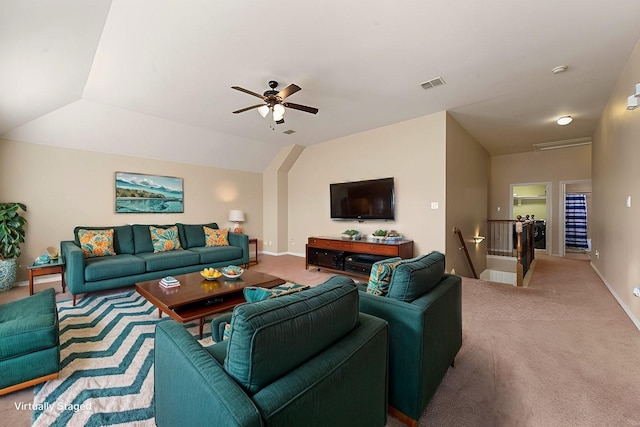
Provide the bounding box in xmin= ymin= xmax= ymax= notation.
xmin=61 ymin=222 xmax=249 ymax=305
xmin=154 ymin=276 xmax=390 ymax=427
xmin=358 ymin=252 xmax=462 ymax=427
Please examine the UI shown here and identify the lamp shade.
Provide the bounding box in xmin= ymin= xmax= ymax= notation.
xmin=272 ymin=104 xmax=285 ymax=121
xmin=228 ymin=210 xmax=245 ymax=222
xmin=258 ymin=105 xmax=270 ymax=118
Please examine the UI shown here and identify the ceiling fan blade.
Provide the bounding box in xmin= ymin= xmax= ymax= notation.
xmin=277 ymin=84 xmax=301 ymax=100
xmin=233 ymin=104 xmax=264 ymax=114
xmin=231 ymin=86 xmax=266 ymax=100
xmin=283 ymin=102 xmax=319 ymax=114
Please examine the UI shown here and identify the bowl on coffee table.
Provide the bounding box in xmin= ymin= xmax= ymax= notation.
xmin=221 ymin=265 xmax=244 ymax=279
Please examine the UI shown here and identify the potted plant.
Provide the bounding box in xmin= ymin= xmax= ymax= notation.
xmin=0 ymin=203 xmax=27 ymax=291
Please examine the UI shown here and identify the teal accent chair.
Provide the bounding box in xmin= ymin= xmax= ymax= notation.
xmin=358 ymin=252 xmax=462 ymax=427
xmin=154 ymin=276 xmax=389 ymax=427
xmin=0 ymin=288 xmax=60 ymax=395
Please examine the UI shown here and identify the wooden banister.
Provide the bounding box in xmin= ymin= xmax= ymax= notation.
xmin=453 ymin=227 xmax=478 ymax=279
xmin=488 ymin=219 xmax=536 ymax=286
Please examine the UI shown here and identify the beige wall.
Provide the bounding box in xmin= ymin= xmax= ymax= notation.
xmin=262 ymin=144 xmax=304 ymax=254
xmin=0 ymin=139 xmax=262 ymax=282
xmin=445 ymin=113 xmax=490 ymax=277
xmin=490 ymin=145 xmax=591 ymax=255
xmin=288 ymin=111 xmax=447 ymax=258
xmin=591 ymin=40 xmax=640 ymax=326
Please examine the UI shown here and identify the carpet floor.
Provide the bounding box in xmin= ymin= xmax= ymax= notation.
xmin=0 ymin=253 xmax=639 ymax=426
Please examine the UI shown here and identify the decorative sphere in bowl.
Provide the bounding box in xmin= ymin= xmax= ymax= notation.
xmin=222 ymin=265 xmax=244 ymax=279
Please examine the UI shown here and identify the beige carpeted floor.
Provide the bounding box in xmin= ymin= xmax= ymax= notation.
xmin=1 ymin=253 xmax=639 ymax=426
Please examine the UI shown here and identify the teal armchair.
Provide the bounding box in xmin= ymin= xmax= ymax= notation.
xmin=155 ymin=276 xmax=389 ymax=427
xmin=0 ymin=288 xmax=60 ymax=395
xmin=358 ymin=252 xmax=462 ymax=427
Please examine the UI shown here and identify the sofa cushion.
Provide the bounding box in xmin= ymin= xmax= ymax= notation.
xmin=387 ymin=252 xmax=445 ymax=302
xmin=0 ymin=288 xmax=58 ymax=361
xmin=224 ymin=275 xmax=357 ymax=394
xmin=150 ymin=225 xmax=182 ymax=252
xmin=84 ymin=254 xmax=146 ymax=282
xmin=367 ymin=257 xmax=402 ymax=296
xmin=204 ymin=227 xmax=229 ymax=247
xmin=177 ymin=223 xmax=219 ymax=248
xmin=77 ymin=228 xmax=116 ymax=258
xmin=74 ymin=225 xmax=134 ymax=255
xmin=217 ymin=283 xmax=312 ymax=342
xmin=188 ymin=246 xmax=243 ymax=264
xmin=136 ymin=250 xmax=200 ymax=272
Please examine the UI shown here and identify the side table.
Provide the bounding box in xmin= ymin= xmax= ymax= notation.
xmin=28 ymin=258 xmax=66 ymax=295
xmin=248 ymin=238 xmax=258 ymax=266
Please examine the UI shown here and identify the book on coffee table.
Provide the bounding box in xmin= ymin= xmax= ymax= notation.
xmin=160 ymin=277 xmax=180 ymax=288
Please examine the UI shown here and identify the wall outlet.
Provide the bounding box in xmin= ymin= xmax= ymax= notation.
xmin=431 ymin=202 xmax=439 ymax=210
xmin=290 ymin=239 xmax=295 ymax=245
xmin=633 ymin=287 xmax=640 ymax=297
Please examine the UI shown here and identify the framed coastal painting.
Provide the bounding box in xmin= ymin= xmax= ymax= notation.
xmin=115 ymin=172 xmax=184 ymax=213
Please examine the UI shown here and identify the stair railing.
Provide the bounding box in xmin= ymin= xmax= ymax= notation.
xmin=487 ymin=219 xmax=536 ymax=286
xmin=453 ymin=227 xmax=478 ymax=279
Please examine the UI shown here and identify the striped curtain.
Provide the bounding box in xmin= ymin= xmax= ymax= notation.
xmin=565 ymin=194 xmax=588 ymax=248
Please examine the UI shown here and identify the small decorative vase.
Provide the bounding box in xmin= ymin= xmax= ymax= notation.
xmin=0 ymin=258 xmax=17 ymax=292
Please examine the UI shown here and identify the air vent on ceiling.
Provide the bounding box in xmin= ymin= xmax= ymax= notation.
xmin=420 ymin=77 xmax=446 ymax=90
xmin=283 ymin=129 xmax=296 ymax=135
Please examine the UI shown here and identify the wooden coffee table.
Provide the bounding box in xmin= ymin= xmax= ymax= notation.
xmin=135 ymin=269 xmax=285 ymax=338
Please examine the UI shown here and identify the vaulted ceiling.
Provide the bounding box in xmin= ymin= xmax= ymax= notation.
xmin=2 ymin=1 xmax=640 ymax=172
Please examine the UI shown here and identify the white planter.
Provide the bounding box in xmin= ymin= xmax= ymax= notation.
xmin=0 ymin=258 xmax=17 ymax=292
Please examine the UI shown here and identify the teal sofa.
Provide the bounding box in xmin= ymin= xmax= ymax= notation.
xmin=358 ymin=252 xmax=462 ymax=427
xmin=0 ymin=288 xmax=60 ymax=395
xmin=61 ymin=222 xmax=249 ymax=304
xmin=154 ymin=276 xmax=390 ymax=427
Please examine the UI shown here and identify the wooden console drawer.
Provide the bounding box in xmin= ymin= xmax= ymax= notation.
xmin=350 ymin=242 xmax=399 ymax=256
xmin=308 ymin=238 xmax=353 ymax=251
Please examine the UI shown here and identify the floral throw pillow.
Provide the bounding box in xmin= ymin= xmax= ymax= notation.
xmin=367 ymin=257 xmax=402 ymax=296
xmin=204 ymin=226 xmax=229 ymax=246
xmin=150 ymin=226 xmax=182 ymax=253
xmin=78 ymin=229 xmax=116 ymax=258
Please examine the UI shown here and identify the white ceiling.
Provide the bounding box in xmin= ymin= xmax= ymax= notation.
xmin=2 ymin=1 xmax=640 ymax=173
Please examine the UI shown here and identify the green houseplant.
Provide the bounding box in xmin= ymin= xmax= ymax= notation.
xmin=0 ymin=203 xmax=27 ymax=291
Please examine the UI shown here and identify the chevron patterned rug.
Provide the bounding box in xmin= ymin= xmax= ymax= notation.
xmin=32 ymin=290 xmax=213 ymax=426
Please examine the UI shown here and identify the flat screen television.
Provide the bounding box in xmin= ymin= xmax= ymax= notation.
xmin=330 ymin=177 xmax=395 ymax=220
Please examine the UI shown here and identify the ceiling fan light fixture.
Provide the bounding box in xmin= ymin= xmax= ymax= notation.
xmin=273 ymin=104 xmax=285 ymax=121
xmin=258 ymin=105 xmax=270 ymax=118
xmin=556 ymin=115 xmax=573 ymax=125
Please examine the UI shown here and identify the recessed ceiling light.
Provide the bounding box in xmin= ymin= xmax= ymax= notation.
xmin=552 ymin=65 xmax=568 ymax=74
xmin=556 ymin=116 xmax=573 ymax=125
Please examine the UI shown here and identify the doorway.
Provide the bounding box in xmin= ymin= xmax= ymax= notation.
xmin=560 ymin=180 xmax=592 ymax=257
xmin=510 ymin=183 xmax=551 ymax=254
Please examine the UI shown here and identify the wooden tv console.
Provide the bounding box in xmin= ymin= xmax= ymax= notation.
xmin=306 ymin=236 xmax=414 ymax=278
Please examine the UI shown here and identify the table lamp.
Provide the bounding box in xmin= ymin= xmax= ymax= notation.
xmin=229 ymin=210 xmax=245 ymax=233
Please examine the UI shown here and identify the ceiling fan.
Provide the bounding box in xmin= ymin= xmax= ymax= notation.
xmin=232 ymin=80 xmax=318 ymax=124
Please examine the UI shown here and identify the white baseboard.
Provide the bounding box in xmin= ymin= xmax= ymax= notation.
xmin=13 ymin=275 xmax=60 ymax=288
xmin=590 ymin=262 xmax=640 ymax=331
xmin=260 ymin=251 xmax=305 ymax=257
